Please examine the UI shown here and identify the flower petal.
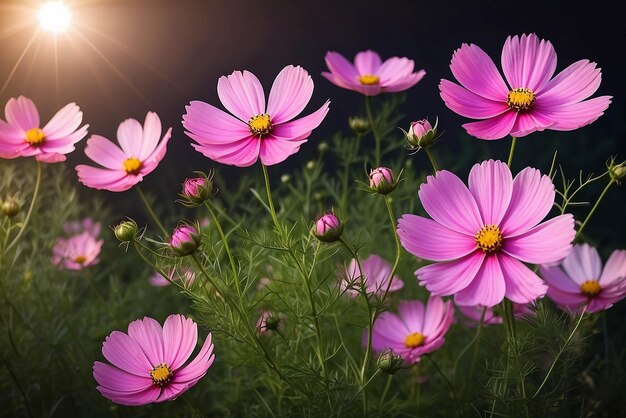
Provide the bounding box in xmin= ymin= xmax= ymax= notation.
xmin=462 ymin=110 xmax=517 ymax=140
xmin=546 ymin=285 xmax=587 ymax=309
xmin=93 ymin=361 xmax=153 ymax=393
xmin=468 ymin=160 xmax=513 ymax=225
xmin=96 ymin=385 xmax=160 ymax=406
xmin=422 ymin=297 xmax=453 ymax=338
xmin=354 ymin=50 xmax=383 ymax=75
xmin=501 ymin=34 xmax=557 ymax=92
xmin=267 ymin=65 xmax=314 ymax=124
xmin=271 ymin=100 xmax=330 ymax=141
xmin=101 ymin=331 xmax=153 ymax=377
xmin=382 ymin=70 xmax=426 ymax=93
xmin=454 ymin=255 xmax=505 ymax=307
xmin=84 ymin=135 xmax=127 ymax=170
xmin=138 ymin=112 xmax=162 ymax=160
xmin=499 ymin=253 xmax=547 ymax=303
xmin=534 ymin=96 xmax=612 ymax=131
xmin=397 ymin=300 xmax=424 ymax=333
xmin=190 ymin=136 xmax=260 ymax=167
xmin=561 ymin=244 xmax=602 ymax=284
xmin=182 ymin=101 xmax=251 ymax=144
xmin=116 ymin=118 xmax=143 ymax=157
xmin=172 ymin=333 xmax=215 ymax=385
xmin=162 ymin=314 xmax=198 ymax=371
xmin=75 ymin=165 xmax=137 ymax=192
xmin=540 ymin=265 xmax=581 ymax=293
xmin=537 ymin=60 xmax=603 ymax=104
xmin=600 ymin=250 xmax=626 ymax=285
xmin=449 ymin=43 xmax=509 ymax=101
xmin=42 ymin=102 xmax=85 ymax=140
xmin=416 ymin=251 xmax=485 ymax=295
xmin=259 ymin=136 xmax=306 ymax=166
xmin=503 ymin=215 xmax=575 ymax=264
xmin=377 ymin=57 xmax=414 ymax=85
xmin=509 ymin=112 xmax=554 ymax=138
xmin=5 ymin=96 xmax=39 ymax=131
xmin=322 ymin=51 xmax=360 ymax=88
xmin=127 ymin=317 xmax=165 ymax=366
xmin=372 ymin=312 xmax=409 ymax=350
xmin=439 ymin=80 xmax=510 ymax=119
xmin=217 ymin=70 xmax=265 ymax=121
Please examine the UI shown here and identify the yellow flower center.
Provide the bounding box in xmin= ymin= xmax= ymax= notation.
xmin=150 ymin=363 xmax=173 ymax=386
xmin=404 ymin=332 xmax=425 ymax=349
xmin=357 ymin=74 xmax=380 ymax=85
xmin=580 ymin=280 xmax=601 ymax=298
xmin=73 ymin=255 xmax=87 ymax=264
xmin=25 ymin=128 xmax=45 ymax=145
xmin=506 ymin=88 xmax=536 ymax=111
xmin=248 ymin=114 xmax=272 ymax=137
xmin=475 ymin=225 xmax=503 ymax=253
xmin=123 ymin=157 xmax=142 ymax=174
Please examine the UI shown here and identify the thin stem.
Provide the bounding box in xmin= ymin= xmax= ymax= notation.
xmin=204 ymin=201 xmax=241 ymax=298
xmin=507 ymin=136 xmax=517 ymax=167
xmin=502 ymin=299 xmax=529 ymax=417
xmin=364 ymin=96 xmax=382 ymax=165
xmin=261 ymin=164 xmax=281 ymax=231
xmin=575 ymin=179 xmax=615 ymax=240
xmin=340 ymin=133 xmax=362 ymax=212
xmin=380 ymin=196 xmax=401 ymax=301
xmin=424 ymin=147 xmax=439 ymax=173
xmin=5 ymin=161 xmax=42 ymax=253
xmin=132 ymin=241 xmax=183 ymax=290
xmin=136 ymin=186 xmax=168 ymax=237
xmin=427 ymin=356 xmax=461 ymax=417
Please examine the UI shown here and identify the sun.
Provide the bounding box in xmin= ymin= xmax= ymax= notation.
xmin=38 ymin=1 xmax=71 ymax=33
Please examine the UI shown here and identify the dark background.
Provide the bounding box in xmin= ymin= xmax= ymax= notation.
xmin=1 ymin=0 xmax=625 ymax=240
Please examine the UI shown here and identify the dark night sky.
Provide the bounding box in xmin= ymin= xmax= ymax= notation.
xmin=1 ymin=0 xmax=625 ymax=201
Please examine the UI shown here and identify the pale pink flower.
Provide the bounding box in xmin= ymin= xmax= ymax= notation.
xmin=322 ymin=50 xmax=426 ymax=96
xmin=340 ymin=254 xmax=404 ymax=297
xmin=256 ymin=277 xmax=271 ymax=290
xmin=398 ymin=160 xmax=575 ymax=307
xmin=457 ymin=303 xmax=533 ymax=327
xmin=439 ymin=33 xmax=612 ymax=140
xmin=182 ymin=65 xmax=329 ymax=167
xmin=541 ymin=244 xmax=626 ymax=313
xmin=149 ymin=268 xmax=196 ymax=288
xmin=371 ymin=296 xmax=454 ymax=364
xmin=52 ymin=231 xmax=103 ymax=270
xmin=75 ymin=112 xmax=171 ymax=192
xmin=63 ymin=218 xmax=101 ymax=237
xmin=0 ymin=96 xmax=88 ymax=162
xmin=93 ymin=315 xmax=215 ymax=406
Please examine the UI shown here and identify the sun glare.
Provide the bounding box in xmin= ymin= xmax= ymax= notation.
xmin=38 ymin=2 xmax=71 ymax=33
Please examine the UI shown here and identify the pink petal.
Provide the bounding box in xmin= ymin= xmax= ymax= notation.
xmin=321 ymin=71 xmax=364 ymax=92
xmin=382 ymin=70 xmax=426 ymax=93
xmin=127 ymin=317 xmax=165 ymax=366
xmin=271 ymin=100 xmax=330 ymax=141
xmin=534 ymin=96 xmax=612 ymax=131
xmin=96 ymin=385 xmax=160 ymax=406
xmin=182 ymin=101 xmax=251 ymax=143
xmin=190 ymin=136 xmax=260 ymax=167
xmin=540 ymin=265 xmax=581 ymax=293
xmin=416 ymin=251 xmax=485 ymax=295
xmin=162 ymin=314 xmax=198 ymax=371
xmin=454 ymin=255 xmax=505 ymax=307
xmin=138 ymin=112 xmax=162 ymax=160
xmin=84 ymin=135 xmax=127 ymax=170
xmin=561 ymin=244 xmax=602 ymax=284
xmin=116 ymin=118 xmax=143 ymax=157
xmin=217 ymin=70 xmax=265 ymax=121
xmin=503 ymin=215 xmax=575 ymax=264
xmin=93 ymin=361 xmax=153 ymax=393
xmin=398 ymin=300 xmax=424 ymax=333
xmin=500 ymin=167 xmax=556 ymax=237
xmin=323 ymin=51 xmax=359 ymax=84
xmin=501 ymin=34 xmax=557 ymax=92
xmin=499 ymin=253 xmax=547 ymax=303
xmin=42 ymin=102 xmax=84 ymax=140
xmin=141 ymin=127 xmax=171 ymax=172
xmin=422 ymin=297 xmax=452 ymax=338
xmin=397 ymin=214 xmax=477 ymax=261
xmin=418 ymin=170 xmax=483 ymax=235
xmin=537 ymin=60 xmax=603 ymax=104
xmin=439 ymin=80 xmax=510 ymax=119
xmin=259 ymin=136 xmax=306 ymax=166
xmin=462 ymin=110 xmax=517 ymax=140
xmin=173 ymin=333 xmax=215 ymax=385
xmin=101 ymin=331 xmax=153 ymax=377
xmin=35 ymin=152 xmax=66 ymax=163
xmin=546 ymin=285 xmax=587 ymax=309
xmin=155 ymin=383 xmax=188 ymax=403
xmin=600 ymin=250 xmax=626 ymax=285
xmin=509 ymin=111 xmax=555 ymax=138
xmin=354 ymin=50 xmax=383 ymax=75
xmin=266 ymin=65 xmax=314 ymax=124
xmin=75 ymin=165 xmax=138 ymax=192
xmin=5 ymin=96 xmax=39 ymax=130
xmin=449 ymin=43 xmax=509 ymax=101
xmin=377 ymin=57 xmax=414 ymax=85
xmin=468 ymin=160 xmax=513 ymax=225
xmin=372 ymin=312 xmax=409 ymax=350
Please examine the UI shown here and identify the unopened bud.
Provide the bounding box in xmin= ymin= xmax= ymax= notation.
xmin=178 ymin=171 xmax=215 ymax=207
xmin=1 ymin=197 xmax=20 ymax=218
xmin=313 ymin=212 xmax=343 ymax=243
xmin=114 ymin=219 xmax=138 ymax=242
xmin=318 ymin=142 xmax=329 ymax=153
xmin=406 ymin=118 xmax=439 ymax=149
xmin=281 ymin=174 xmax=291 ymax=184
xmin=377 ymin=349 xmax=404 ymax=375
xmin=369 ymin=167 xmax=398 ymax=195
xmin=348 ymin=117 xmax=370 ymax=134
xmin=609 ymin=160 xmax=626 ymax=183
xmin=169 ymin=224 xmax=202 ymax=256
xmin=306 ymin=160 xmax=316 ymax=170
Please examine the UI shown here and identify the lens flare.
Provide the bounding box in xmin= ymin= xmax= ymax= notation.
xmin=38 ymin=2 xmax=71 ymax=33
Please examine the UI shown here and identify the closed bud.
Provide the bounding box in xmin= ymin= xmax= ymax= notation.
xmin=178 ymin=171 xmax=215 ymax=207
xmin=406 ymin=118 xmax=439 ymax=149
xmin=1 ymin=196 xmax=20 ymax=218
xmin=281 ymin=174 xmax=291 ymax=183
xmin=318 ymin=142 xmax=329 ymax=153
xmin=377 ymin=349 xmax=404 ymax=375
xmin=313 ymin=212 xmax=343 ymax=243
xmin=608 ymin=159 xmax=626 ymax=183
xmin=169 ymin=224 xmax=202 ymax=256
xmin=369 ymin=167 xmax=398 ymax=195
xmin=114 ymin=219 xmax=138 ymax=242
xmin=348 ymin=116 xmax=370 ymax=134
xmin=306 ymin=160 xmax=316 ymax=170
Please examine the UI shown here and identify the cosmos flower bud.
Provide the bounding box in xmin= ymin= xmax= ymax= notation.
xmin=114 ymin=219 xmax=139 ymax=242
xmin=406 ymin=118 xmax=439 ymax=149
xmin=348 ymin=116 xmax=370 ymax=134
xmin=608 ymin=159 xmax=626 ymax=183
xmin=178 ymin=171 xmax=215 ymax=207
xmin=281 ymin=174 xmax=291 ymax=183
xmin=313 ymin=212 xmax=343 ymax=243
xmin=170 ymin=224 xmax=202 ymax=256
xmin=318 ymin=142 xmax=329 ymax=153
xmin=1 ymin=196 xmax=20 ymax=218
xmin=377 ymin=349 xmax=404 ymax=375
xmin=369 ymin=167 xmax=398 ymax=195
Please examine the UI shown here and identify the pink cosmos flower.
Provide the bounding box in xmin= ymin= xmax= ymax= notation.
xmin=256 ymin=310 xmax=284 ymax=336
xmin=52 ymin=231 xmax=103 ymax=270
xmin=93 ymin=314 xmax=215 ymax=406
xmin=322 ymin=50 xmax=426 ymax=96
xmin=540 ymin=244 xmax=626 ymax=313
xmin=149 ymin=268 xmax=196 ymax=288
xmin=0 ymin=96 xmax=88 ymax=162
xmin=340 ymin=254 xmax=404 ymax=297
xmin=439 ymin=33 xmax=612 ymax=140
xmin=457 ymin=303 xmax=533 ymax=327
xmin=182 ymin=65 xmax=330 ymax=167
xmin=371 ymin=296 xmax=454 ymax=364
xmin=76 ymin=112 xmax=172 ymax=192
xmin=63 ymin=218 xmax=101 ymax=236
xmin=397 ymin=159 xmax=575 ymax=307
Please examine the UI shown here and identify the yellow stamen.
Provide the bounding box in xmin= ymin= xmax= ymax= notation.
xmin=404 ymin=332 xmax=425 ymax=349
xmin=248 ymin=114 xmax=272 ymax=137
xmin=476 ymin=225 xmax=503 ymax=253
xmin=73 ymin=255 xmax=87 ymax=264
xmin=506 ymin=88 xmax=536 ymax=111
xmin=580 ymin=280 xmax=601 ymax=298
xmin=123 ymin=157 xmax=142 ymax=174
xmin=25 ymin=128 xmax=45 ymax=145
xmin=357 ymin=74 xmax=380 ymax=85
xmin=150 ymin=364 xmax=173 ymax=386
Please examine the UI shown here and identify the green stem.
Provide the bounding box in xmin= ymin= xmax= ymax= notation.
xmin=424 ymin=147 xmax=439 ymax=173
xmin=380 ymin=196 xmax=401 ymax=301
xmin=364 ymin=96 xmax=382 ymax=165
xmin=261 ymin=164 xmax=280 ymax=230
xmin=502 ymin=299 xmax=529 ymax=417
xmin=427 ymin=356 xmax=461 ymax=417
xmin=204 ymin=201 xmax=241 ymax=298
xmin=132 ymin=241 xmax=183 ymax=290
xmin=340 ymin=133 xmax=362 ymax=212
xmin=575 ymin=179 xmax=616 ymax=240
xmin=5 ymin=161 xmax=42 ymax=253
xmin=507 ymin=136 xmax=517 ymax=167
xmin=136 ymin=186 xmax=168 ymax=237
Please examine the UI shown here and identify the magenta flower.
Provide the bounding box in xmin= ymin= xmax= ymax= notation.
xmin=439 ymin=33 xmax=612 ymax=140
xmin=458 ymin=303 xmax=533 ymax=327
xmin=93 ymin=314 xmax=215 ymax=406
xmin=340 ymin=254 xmax=404 ymax=297
xmin=397 ymin=160 xmax=575 ymax=307
xmin=76 ymin=112 xmax=172 ymax=192
xmin=52 ymin=231 xmax=103 ymax=270
xmin=312 ymin=212 xmax=343 ymax=243
xmin=0 ymin=96 xmax=88 ymax=162
xmin=371 ymin=296 xmax=454 ymax=364
xmin=322 ymin=50 xmax=426 ymax=96
xmin=182 ymin=65 xmax=329 ymax=167
xmin=540 ymin=244 xmax=626 ymax=313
